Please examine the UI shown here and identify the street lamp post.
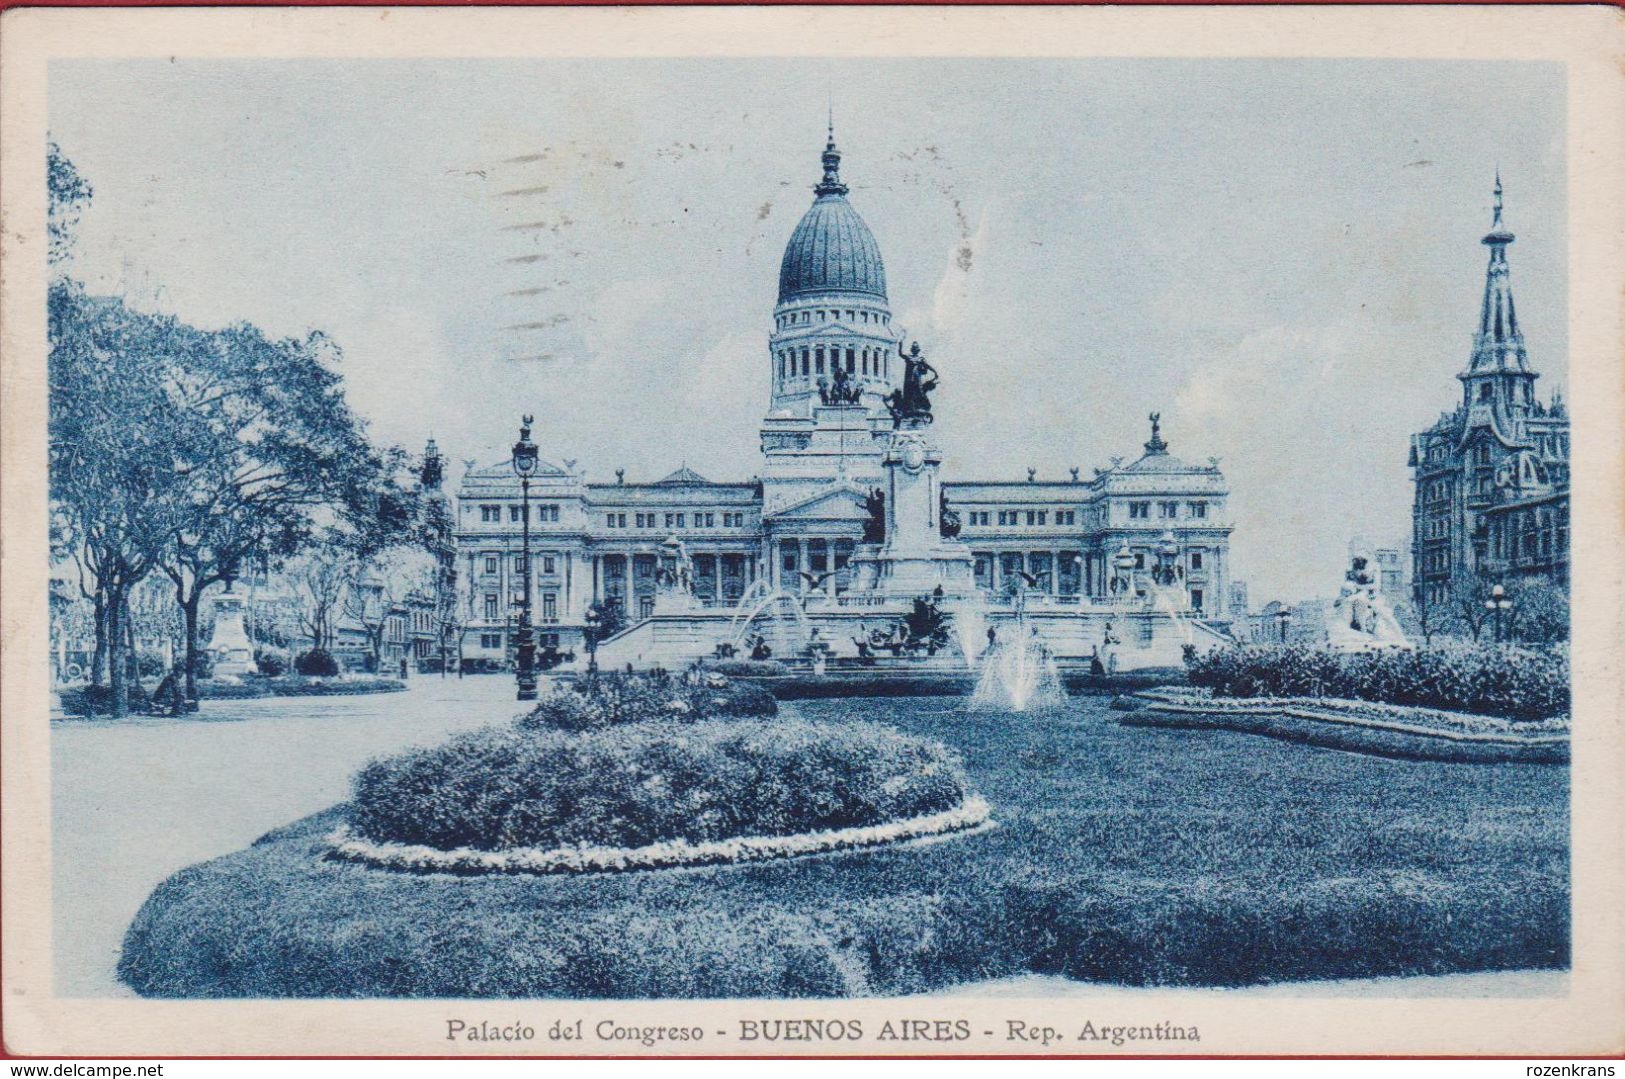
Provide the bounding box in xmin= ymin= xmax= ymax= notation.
xmin=583 ymin=603 xmax=602 ymax=681
xmin=1274 ymin=608 xmax=1293 ymax=643
xmin=511 ymin=415 xmax=540 ymax=702
xmin=1484 ymin=583 xmax=1514 ymax=642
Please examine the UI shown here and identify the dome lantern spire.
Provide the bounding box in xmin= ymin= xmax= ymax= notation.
xmin=815 ymin=120 xmax=847 ymax=198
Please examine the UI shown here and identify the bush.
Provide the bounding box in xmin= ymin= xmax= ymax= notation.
xmin=195 ymin=680 xmax=270 ymax=700
xmin=1186 ymin=644 xmax=1569 ymax=721
xmin=136 ymin=650 xmax=169 ymax=678
xmin=254 ymin=649 xmax=289 ymax=677
xmin=294 ymin=649 xmax=340 ymax=677
xmin=348 ymin=718 xmax=969 ymax=853
xmin=59 ymin=683 xmax=152 ymax=716
xmin=262 ymin=676 xmax=405 ymax=697
xmin=707 ymin=659 xmax=790 ymax=678
xmin=517 ymin=673 xmax=777 ymax=732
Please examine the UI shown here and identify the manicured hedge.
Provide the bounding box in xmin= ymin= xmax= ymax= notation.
xmin=706 ymin=659 xmax=790 ymax=678
xmin=518 ymin=674 xmax=777 ymax=732
xmin=766 ymin=675 xmax=975 ymax=699
xmin=257 ymin=676 xmax=406 ymax=697
xmin=1186 ymin=644 xmax=1568 ymax=722
xmin=195 ymin=677 xmax=407 ymax=700
xmin=347 ymin=718 xmax=969 ymax=853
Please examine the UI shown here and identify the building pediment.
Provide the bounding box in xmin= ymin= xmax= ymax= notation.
xmin=764 ymin=483 xmax=873 ymax=523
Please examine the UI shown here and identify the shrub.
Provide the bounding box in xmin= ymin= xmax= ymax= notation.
xmin=348 ymin=718 xmax=969 ymax=853
xmin=294 ymin=648 xmax=340 ymax=677
xmin=195 ymin=680 xmax=270 ymax=700
xmin=136 ymin=650 xmax=169 ymax=678
xmin=263 ymin=676 xmax=405 ymax=697
xmin=1187 ymin=644 xmax=1569 ymax=721
xmin=59 ymin=683 xmax=152 ymax=716
xmin=254 ymin=649 xmax=289 ymax=677
xmin=708 ymin=659 xmax=790 ymax=678
xmin=517 ymin=673 xmax=777 ymax=732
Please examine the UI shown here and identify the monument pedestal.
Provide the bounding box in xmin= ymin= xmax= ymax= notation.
xmin=856 ymin=425 xmax=975 ymax=599
xmin=207 ymin=590 xmax=258 ymax=679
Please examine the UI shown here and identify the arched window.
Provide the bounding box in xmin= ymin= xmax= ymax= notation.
xmin=800 ymin=348 xmax=809 ymax=376
xmin=846 ymin=348 xmax=855 ymax=373
xmin=815 ymin=347 xmax=825 ymax=374
xmin=862 ymin=348 xmax=870 ymax=375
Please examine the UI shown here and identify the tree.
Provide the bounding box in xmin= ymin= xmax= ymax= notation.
xmin=343 ymin=547 xmax=436 ymax=673
xmin=1447 ymin=573 xmax=1504 ymax=643
xmin=289 ymin=543 xmax=353 ymax=654
xmin=49 ymin=283 xmax=213 ymax=714
xmin=1505 ymin=576 xmax=1569 ymax=645
xmin=48 ymin=140 xmax=92 ymax=268
xmin=1409 ymin=581 xmax=1464 ymax=647
xmin=152 ymin=323 xmax=409 ymax=699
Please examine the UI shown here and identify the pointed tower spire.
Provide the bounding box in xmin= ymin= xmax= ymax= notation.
xmin=815 ymin=114 xmax=848 ymax=197
xmin=1461 ymin=173 xmax=1536 ymax=409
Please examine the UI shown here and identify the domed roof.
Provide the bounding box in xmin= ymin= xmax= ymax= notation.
xmin=777 ymin=135 xmax=887 ymax=304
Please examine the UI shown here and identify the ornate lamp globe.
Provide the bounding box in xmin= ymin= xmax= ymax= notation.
xmin=511 ymin=414 xmax=539 ymax=478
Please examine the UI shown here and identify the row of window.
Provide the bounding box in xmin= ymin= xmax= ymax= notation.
xmin=603 ymin=511 xmax=748 ymax=530
xmin=1422 ymin=516 xmax=1451 ymax=540
xmin=482 ymin=552 xmax=559 ymax=576
xmin=776 ymin=308 xmax=891 ymax=330
xmin=1419 ymin=548 xmax=1453 ymax=575
xmin=477 ymin=503 xmax=562 ymax=524
xmin=776 ymin=345 xmax=889 ymax=383
xmin=1422 ymin=478 xmax=1454 ymax=505
xmin=1127 ymin=501 xmax=1209 ymax=520
xmin=481 ymin=592 xmax=561 ymax=622
xmin=1490 ymin=504 xmax=1569 ymax=564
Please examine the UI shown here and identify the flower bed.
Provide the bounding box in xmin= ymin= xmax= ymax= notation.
xmin=1122 ymin=687 xmax=1568 ymax=764
xmin=329 ymin=796 xmax=991 ymax=876
xmin=519 ymin=675 xmax=776 ymax=731
xmin=346 ymin=717 xmax=974 ymax=857
xmin=1186 ymin=644 xmax=1568 ymax=721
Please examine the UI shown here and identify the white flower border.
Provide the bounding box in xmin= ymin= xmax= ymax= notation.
xmin=1133 ymin=688 xmax=1569 ymax=746
xmin=327 ymin=796 xmax=992 ymax=877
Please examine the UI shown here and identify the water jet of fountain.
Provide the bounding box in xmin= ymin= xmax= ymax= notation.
xmin=965 ymin=582 xmax=1065 ymax=713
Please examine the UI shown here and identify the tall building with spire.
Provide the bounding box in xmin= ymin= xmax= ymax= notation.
xmin=448 ymin=128 xmax=1233 ymax=667
xmin=1409 ymin=177 xmax=1570 ymax=609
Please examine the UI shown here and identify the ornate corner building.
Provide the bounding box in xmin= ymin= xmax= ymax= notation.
xmin=1409 ymin=177 xmax=1571 ymax=607
xmin=451 ymin=132 xmax=1234 ymax=661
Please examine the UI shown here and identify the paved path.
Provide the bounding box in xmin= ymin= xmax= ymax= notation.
xmin=51 ymin=675 xmax=525 ymax=998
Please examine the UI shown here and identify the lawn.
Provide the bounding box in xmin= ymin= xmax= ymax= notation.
xmin=118 ymin=694 xmax=1568 ymax=998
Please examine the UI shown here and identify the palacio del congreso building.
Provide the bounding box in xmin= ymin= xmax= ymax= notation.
xmin=452 ymin=133 xmax=1235 ymax=671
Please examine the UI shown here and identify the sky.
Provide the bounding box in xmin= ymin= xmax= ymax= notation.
xmin=49 ymin=58 xmax=1567 ymax=604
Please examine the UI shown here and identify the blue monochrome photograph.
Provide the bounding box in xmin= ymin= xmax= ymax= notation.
xmin=39 ymin=52 xmax=1577 ymax=1016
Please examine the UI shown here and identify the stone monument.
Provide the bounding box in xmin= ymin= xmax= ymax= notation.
xmin=852 ymin=343 xmax=975 ymax=597
xmin=1324 ymin=552 xmax=1412 ymax=651
xmin=206 ymin=583 xmax=258 ymax=679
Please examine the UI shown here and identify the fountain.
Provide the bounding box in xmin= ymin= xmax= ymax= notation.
xmin=966 ymin=581 xmax=1066 ymax=713
xmin=950 ymin=599 xmax=988 ymax=670
xmin=1324 ymin=552 xmax=1412 ymax=652
xmin=725 ymin=581 xmax=810 ymax=659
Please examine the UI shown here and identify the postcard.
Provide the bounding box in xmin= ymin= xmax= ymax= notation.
xmin=3 ymin=3 xmax=1622 ymax=1059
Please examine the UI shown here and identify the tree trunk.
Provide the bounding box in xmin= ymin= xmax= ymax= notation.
xmin=182 ymin=592 xmax=202 ymax=700
xmin=107 ymin=589 xmax=127 ymax=717
xmin=90 ymin=591 xmax=107 ymax=686
xmin=124 ymin=599 xmax=138 ymax=683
